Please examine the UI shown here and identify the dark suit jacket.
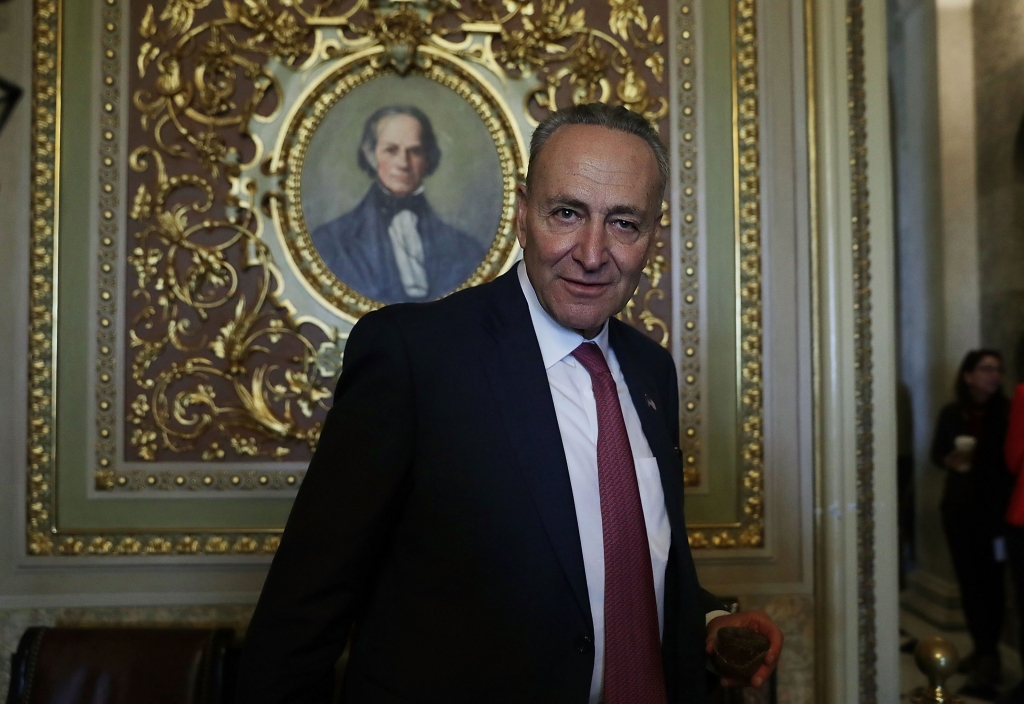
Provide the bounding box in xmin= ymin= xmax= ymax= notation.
xmin=237 ymin=269 xmax=721 ymax=703
xmin=930 ymin=395 xmax=1011 ymax=529
xmin=311 ymin=186 xmax=486 ymax=304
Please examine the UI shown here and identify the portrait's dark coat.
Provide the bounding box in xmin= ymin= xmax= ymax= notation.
xmin=311 ymin=183 xmax=486 ymax=304
xmin=237 ymin=269 xmax=721 ymax=704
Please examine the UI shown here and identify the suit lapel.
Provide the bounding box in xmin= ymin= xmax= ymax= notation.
xmin=608 ymin=323 xmax=686 ymax=542
xmin=480 ymin=271 xmax=593 ymax=627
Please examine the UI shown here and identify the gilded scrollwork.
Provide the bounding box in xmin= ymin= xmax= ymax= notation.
xmin=26 ymin=0 xmax=767 ymax=557
xmin=113 ymin=0 xmax=671 ymax=479
xmin=123 ymin=142 xmax=334 ymax=463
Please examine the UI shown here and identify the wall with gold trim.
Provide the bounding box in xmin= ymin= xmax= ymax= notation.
xmin=19 ymin=0 xmax=776 ymax=555
xmin=0 ymin=0 xmax=901 ymax=700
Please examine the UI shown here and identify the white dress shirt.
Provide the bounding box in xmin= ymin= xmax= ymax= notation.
xmin=517 ymin=264 xmax=671 ymax=703
xmin=387 ymin=210 xmax=428 ymax=298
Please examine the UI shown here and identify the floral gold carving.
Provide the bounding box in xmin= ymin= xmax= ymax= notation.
xmin=115 ymin=0 xmax=670 ymax=478
xmin=26 ymin=0 xmax=767 ymax=556
xmin=28 ymin=0 xmax=687 ymax=556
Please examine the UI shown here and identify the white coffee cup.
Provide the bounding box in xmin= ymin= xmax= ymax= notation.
xmin=954 ymin=435 xmax=977 ymax=454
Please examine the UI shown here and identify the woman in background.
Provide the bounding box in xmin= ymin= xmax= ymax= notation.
xmin=931 ymin=349 xmax=1010 ymax=700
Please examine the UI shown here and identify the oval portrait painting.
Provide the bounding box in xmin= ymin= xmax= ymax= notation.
xmin=299 ymin=73 xmax=506 ymax=307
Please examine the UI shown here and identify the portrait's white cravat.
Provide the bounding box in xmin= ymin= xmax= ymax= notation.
xmin=387 ymin=209 xmax=428 ymax=298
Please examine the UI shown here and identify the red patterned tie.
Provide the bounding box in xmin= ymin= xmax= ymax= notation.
xmin=571 ymin=343 xmax=667 ymax=704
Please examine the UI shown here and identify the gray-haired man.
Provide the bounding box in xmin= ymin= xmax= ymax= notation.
xmin=311 ymin=105 xmax=485 ymax=304
xmin=241 ymin=103 xmax=783 ymax=704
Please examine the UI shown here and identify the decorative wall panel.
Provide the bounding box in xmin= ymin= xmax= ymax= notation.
xmin=115 ymin=0 xmax=670 ymax=473
xmin=27 ymin=0 xmax=765 ymax=554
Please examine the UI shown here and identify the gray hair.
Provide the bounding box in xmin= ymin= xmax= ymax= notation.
xmin=357 ymin=105 xmax=442 ymax=178
xmin=526 ymin=103 xmax=669 ymax=203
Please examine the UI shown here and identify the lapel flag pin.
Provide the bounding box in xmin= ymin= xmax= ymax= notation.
xmin=646 ymin=395 xmax=657 ymax=410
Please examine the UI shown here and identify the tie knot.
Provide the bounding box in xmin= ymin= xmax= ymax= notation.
xmin=571 ymin=342 xmax=611 ymax=378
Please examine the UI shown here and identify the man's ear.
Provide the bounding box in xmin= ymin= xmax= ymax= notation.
xmin=515 ymin=184 xmax=529 ymax=249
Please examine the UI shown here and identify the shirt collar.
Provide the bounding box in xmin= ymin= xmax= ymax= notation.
xmin=517 ymin=261 xmax=610 ymax=370
xmin=376 ymin=181 xmax=426 ymax=197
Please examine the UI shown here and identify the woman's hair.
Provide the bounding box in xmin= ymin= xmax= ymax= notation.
xmin=955 ymin=348 xmax=1004 ymax=407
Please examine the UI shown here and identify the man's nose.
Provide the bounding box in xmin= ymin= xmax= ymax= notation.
xmin=573 ymin=222 xmax=607 ymax=271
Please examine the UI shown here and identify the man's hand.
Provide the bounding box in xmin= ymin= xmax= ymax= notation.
xmin=705 ymin=610 xmax=783 ymax=688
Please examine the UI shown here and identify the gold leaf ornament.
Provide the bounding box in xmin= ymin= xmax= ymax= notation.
xmin=130 ymin=184 xmax=153 ymax=221
xmin=156 ymin=56 xmax=184 ymax=97
xmin=202 ymin=442 xmax=226 ymax=460
xmin=373 ymin=8 xmax=429 ymax=75
xmin=647 ymin=13 xmax=663 ymax=43
xmin=608 ymin=0 xmax=647 ymax=41
xmin=160 ymin=0 xmax=212 ymax=37
xmin=130 ymin=394 xmax=151 ymax=424
xmin=138 ymin=42 xmax=161 ymax=78
xmin=116 ymin=0 xmax=671 ymax=478
xmin=141 ymin=5 xmax=158 ymax=39
xmin=315 ymin=339 xmax=345 ymax=378
xmin=647 ymin=14 xmax=663 ymax=44
xmin=644 ymin=52 xmax=664 ymax=83
xmin=616 ymin=67 xmax=647 ymax=109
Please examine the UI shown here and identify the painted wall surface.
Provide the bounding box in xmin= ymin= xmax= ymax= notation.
xmin=888 ymin=0 xmax=955 ymax=588
xmin=885 ymin=0 xmax=1024 ymax=603
xmin=973 ymin=1 xmax=1024 ymax=384
xmin=891 ymin=0 xmax=1024 ymax=630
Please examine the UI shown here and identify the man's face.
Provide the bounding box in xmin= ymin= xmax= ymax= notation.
xmin=373 ymin=114 xmax=428 ymax=197
xmin=516 ymin=125 xmax=661 ymax=339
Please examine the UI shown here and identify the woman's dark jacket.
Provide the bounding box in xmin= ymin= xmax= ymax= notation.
xmin=931 ymin=394 xmax=1011 ymax=532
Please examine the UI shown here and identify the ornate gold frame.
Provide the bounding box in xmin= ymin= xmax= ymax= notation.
xmin=272 ymin=47 xmax=524 ymax=321
xmin=685 ymin=0 xmax=763 ymax=549
xmin=847 ymin=0 xmax=877 ymax=697
xmin=27 ymin=0 xmax=62 ymax=556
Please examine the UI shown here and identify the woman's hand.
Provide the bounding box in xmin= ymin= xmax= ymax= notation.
xmin=944 ymin=450 xmax=971 ymax=473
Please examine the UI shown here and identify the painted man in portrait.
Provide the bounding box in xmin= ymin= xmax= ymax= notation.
xmin=311 ymin=106 xmax=487 ymax=304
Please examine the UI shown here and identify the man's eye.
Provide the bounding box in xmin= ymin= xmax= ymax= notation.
xmin=614 ymin=220 xmax=638 ymax=230
xmin=555 ymin=208 xmax=576 ymax=220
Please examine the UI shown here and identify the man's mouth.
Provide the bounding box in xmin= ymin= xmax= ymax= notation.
xmin=561 ymin=278 xmax=611 ymax=297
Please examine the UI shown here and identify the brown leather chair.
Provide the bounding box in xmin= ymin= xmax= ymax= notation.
xmin=6 ymin=626 xmax=236 ymax=704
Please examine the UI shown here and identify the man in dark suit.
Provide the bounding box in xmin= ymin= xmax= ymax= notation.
xmin=310 ymin=106 xmax=485 ymax=304
xmin=238 ymin=103 xmax=782 ymax=703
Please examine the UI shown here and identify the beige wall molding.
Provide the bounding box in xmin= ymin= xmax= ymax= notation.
xmin=809 ymin=0 xmax=898 ymax=700
xmin=936 ymin=0 xmax=982 ymax=376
